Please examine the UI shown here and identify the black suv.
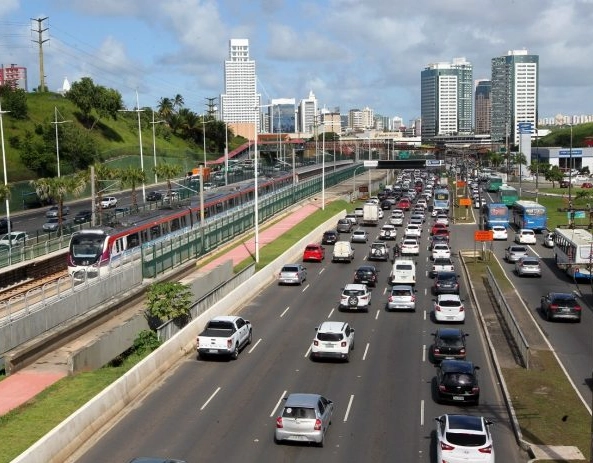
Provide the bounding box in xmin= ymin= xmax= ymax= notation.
xmin=435 ymin=360 xmax=480 ymax=404
xmin=336 ymin=218 xmax=353 ymax=233
xmin=146 ymin=191 xmax=164 ymax=201
xmin=321 ymin=230 xmax=339 ymax=245
xmin=431 ymin=328 xmax=468 ymax=362
xmin=353 ymin=265 xmax=379 ymax=287
xmin=368 ymin=241 xmax=389 ymax=261
xmin=73 ymin=210 xmax=93 ymax=224
xmin=433 ymin=271 xmax=460 ymax=295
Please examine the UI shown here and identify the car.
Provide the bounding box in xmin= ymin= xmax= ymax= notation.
xmin=515 ymin=228 xmax=537 ymax=244
xmin=377 ymin=208 xmax=384 ymax=219
xmin=42 ymin=217 xmax=64 ymax=232
xmin=404 ymin=224 xmax=422 ymax=238
xmin=435 ymin=214 xmax=449 ymax=226
xmin=435 ymin=414 xmax=495 ymax=463
xmin=432 ymin=227 xmax=450 ymax=240
xmin=433 ymin=271 xmax=460 ymax=295
xmin=430 ymin=234 xmax=450 ymax=249
xmin=73 ymin=209 xmax=93 ymax=224
xmin=409 ymin=213 xmax=425 ymax=225
xmin=431 ymin=222 xmax=448 ymax=235
xmin=0 ymin=217 xmax=12 ymax=234
xmin=368 ymin=241 xmax=389 ymax=261
xmin=379 ymin=224 xmax=397 ymax=240
xmin=389 ymin=210 xmax=405 ymax=226
xmin=582 ymin=182 xmax=593 ymax=188
xmin=540 ymin=292 xmax=582 ymax=322
xmin=336 ymin=218 xmax=353 ymax=233
xmin=321 ymin=230 xmax=339 ymax=245
xmin=353 ymin=265 xmax=379 ymax=287
xmin=339 ymin=283 xmax=371 ymax=311
xmin=386 ymin=285 xmax=416 ymax=311
xmin=303 ymin=244 xmax=325 ymax=262
xmin=514 ymin=256 xmax=541 ymax=277
xmin=435 ymin=360 xmax=480 ymax=404
xmin=400 ymin=238 xmax=420 ymax=256
xmin=396 ymin=198 xmax=411 ymax=210
xmin=474 ymin=198 xmax=486 ymax=209
xmin=431 ymin=243 xmax=451 ymax=260
xmin=505 ymin=245 xmax=528 ymax=262
xmin=380 ymin=199 xmax=392 ymax=210
xmin=310 ymin=321 xmax=355 ymax=362
xmin=163 ymin=191 xmax=180 ymax=202
xmin=45 ymin=205 xmax=70 ymax=218
xmin=431 ymin=328 xmax=468 ymax=362
xmin=100 ymin=196 xmax=117 ymax=208
xmin=543 ymin=231 xmax=555 ymax=248
xmin=344 ymin=213 xmax=358 ymax=225
xmin=145 ymin=191 xmax=164 ymax=201
xmin=431 ymin=257 xmax=455 ymax=277
xmin=0 ymin=231 xmax=28 ymax=248
xmin=274 ymin=393 xmax=334 ymax=446
xmin=434 ymin=294 xmax=465 ymax=323
xmin=354 ymin=207 xmax=364 ymax=218
xmin=491 ymin=225 xmax=508 ymax=240
xmin=278 ymin=264 xmax=307 ymax=285
xmin=203 ymin=182 xmax=214 ymax=190
xmin=350 ymin=229 xmax=368 ymax=243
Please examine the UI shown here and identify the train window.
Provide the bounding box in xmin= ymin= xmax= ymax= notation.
xmin=216 ymin=202 xmax=223 ymax=211
xmin=171 ymin=218 xmax=180 ymax=232
xmin=141 ymin=229 xmax=150 ymax=243
xmin=151 ymin=225 xmax=161 ymax=239
xmin=128 ymin=233 xmax=140 ymax=248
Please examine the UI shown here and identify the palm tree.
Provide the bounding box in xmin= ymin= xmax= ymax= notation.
xmin=157 ymin=97 xmax=174 ymax=120
xmin=154 ymin=163 xmax=183 ymax=199
xmin=172 ymin=94 xmax=184 ymax=112
xmin=119 ymin=166 xmax=146 ymax=212
xmin=0 ymin=183 xmax=10 ymax=203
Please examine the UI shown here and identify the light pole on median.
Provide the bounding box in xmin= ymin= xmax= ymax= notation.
xmin=150 ymin=109 xmax=165 ymax=184
xmin=119 ymin=90 xmax=146 ymax=203
xmin=51 ymin=106 xmax=71 ymax=177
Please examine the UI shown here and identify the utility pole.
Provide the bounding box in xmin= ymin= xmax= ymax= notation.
xmin=31 ymin=17 xmax=49 ymax=92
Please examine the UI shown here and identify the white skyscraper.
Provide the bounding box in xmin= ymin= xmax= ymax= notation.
xmin=220 ymin=39 xmax=261 ymax=134
xmin=297 ymin=90 xmax=318 ymax=135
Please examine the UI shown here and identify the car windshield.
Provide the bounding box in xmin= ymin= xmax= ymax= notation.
xmin=445 ymin=431 xmax=487 ymax=447
xmin=437 ymin=273 xmax=456 ymax=281
xmin=305 ymin=246 xmax=318 ymax=251
xmin=439 ymin=300 xmax=461 ymax=307
xmin=317 ymin=332 xmax=344 ymax=342
xmin=443 ymin=373 xmax=474 ymax=386
xmin=392 ymin=289 xmax=412 ymax=296
xmin=282 ymin=407 xmax=316 ymax=419
xmin=396 ymin=264 xmax=412 ymax=270
xmin=439 ymin=336 xmax=463 ymax=347
xmin=553 ymin=295 xmax=578 ymax=306
xmin=344 ymin=289 xmax=365 ymax=296
xmin=281 ymin=266 xmax=299 ymax=273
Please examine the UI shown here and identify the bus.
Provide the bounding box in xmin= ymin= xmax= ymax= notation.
xmin=511 ymin=200 xmax=547 ymax=231
xmin=432 ymin=188 xmax=450 ymax=213
xmin=553 ymin=228 xmax=593 ymax=280
xmin=484 ymin=203 xmax=510 ymax=228
xmin=485 ymin=176 xmax=503 ymax=192
xmin=498 ymin=185 xmax=519 ymax=207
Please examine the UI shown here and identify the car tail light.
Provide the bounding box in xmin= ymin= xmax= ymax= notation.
xmin=472 ymin=386 xmax=480 ymax=394
xmin=341 ymin=341 xmax=347 ymax=347
xmin=574 ymin=305 xmax=582 ymax=311
xmin=459 ymin=306 xmax=465 ymax=312
xmin=314 ymin=418 xmax=322 ymax=431
xmin=227 ymin=339 xmax=233 ymax=349
xmin=549 ymin=304 xmax=558 ymax=312
xmin=276 ymin=417 xmax=283 ymax=428
xmin=411 ymin=295 xmax=416 ymax=302
xmin=435 ymin=305 xmax=441 ymax=311
xmin=479 ymin=444 xmax=493 ymax=454
xmin=313 ymin=340 xmax=319 ymax=346
xmin=388 ymin=296 xmax=394 ymax=302
xmin=440 ymin=441 xmax=455 ymax=451
xmin=433 ymin=347 xmax=440 ymax=354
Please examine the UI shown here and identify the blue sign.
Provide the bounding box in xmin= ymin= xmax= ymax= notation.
xmin=568 ymin=211 xmax=586 ymax=219
xmin=425 ymin=160 xmax=443 ymax=166
xmin=559 ymin=149 xmax=583 ymax=157
xmin=517 ymin=122 xmax=534 ymax=134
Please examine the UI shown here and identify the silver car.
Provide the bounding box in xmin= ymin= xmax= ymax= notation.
xmin=504 ymin=245 xmax=528 ymax=262
xmin=274 ymin=393 xmax=334 ymax=447
xmin=45 ymin=205 xmax=70 ymax=218
xmin=515 ymin=256 xmax=542 ymax=277
xmin=278 ymin=264 xmax=307 ymax=285
xmin=351 ymin=229 xmax=368 ymax=243
xmin=386 ymin=285 xmax=416 ymax=311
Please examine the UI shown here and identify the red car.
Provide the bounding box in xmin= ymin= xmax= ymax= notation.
xmin=432 ymin=227 xmax=450 ymax=239
xmin=431 ymin=222 xmax=448 ymax=236
xmin=581 ymin=182 xmax=593 ymax=188
xmin=303 ymin=243 xmax=325 ymax=262
xmin=397 ymin=199 xmax=411 ymax=211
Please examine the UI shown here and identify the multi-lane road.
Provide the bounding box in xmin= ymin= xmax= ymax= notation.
xmin=70 ymin=197 xmax=530 ymax=462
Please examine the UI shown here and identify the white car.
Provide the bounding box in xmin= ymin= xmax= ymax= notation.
xmin=389 ymin=210 xmax=405 ymax=226
xmin=379 ymin=224 xmax=397 ymax=240
xmin=400 ymin=238 xmax=420 ymax=256
xmin=339 ymin=283 xmax=371 ymax=311
xmin=543 ymin=232 xmax=555 ymax=248
xmin=474 ymin=198 xmax=486 ymax=209
xmin=310 ymin=321 xmax=355 ymax=362
xmin=431 ymin=243 xmax=451 ymax=260
xmin=434 ymin=294 xmax=465 ymax=323
xmin=404 ymin=224 xmax=422 ymax=238
xmin=0 ymin=231 xmax=28 ymax=248
xmin=100 ymin=196 xmax=117 ymax=209
xmin=377 ymin=209 xmax=384 ymax=219
xmin=491 ymin=225 xmax=508 ymax=240
xmin=435 ymin=414 xmax=495 ymax=463
xmin=435 ymin=214 xmax=449 ymax=226
xmin=515 ymin=228 xmax=537 ymax=244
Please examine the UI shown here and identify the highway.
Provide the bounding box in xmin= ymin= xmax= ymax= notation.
xmin=70 ymin=200 xmax=528 ymax=462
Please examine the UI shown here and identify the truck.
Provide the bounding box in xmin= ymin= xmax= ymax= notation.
xmin=332 ymin=241 xmax=355 ymax=263
xmin=362 ymin=203 xmax=379 ymax=226
xmin=196 ymin=315 xmax=252 ymax=359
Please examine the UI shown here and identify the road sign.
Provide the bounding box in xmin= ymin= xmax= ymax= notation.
xmin=474 ymin=230 xmax=494 ymax=241
xmin=363 ymin=160 xmax=378 ymax=167
xmin=456 ymin=181 xmax=466 ymax=187
xmin=459 ymin=198 xmax=472 ymax=206
xmin=425 ymin=159 xmax=443 ymax=166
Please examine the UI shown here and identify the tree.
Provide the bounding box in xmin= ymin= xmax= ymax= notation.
xmin=487 ymin=151 xmax=503 ymax=168
xmin=119 ymin=166 xmax=146 ymax=211
xmin=0 ymin=183 xmax=10 ymax=202
xmin=172 ymin=94 xmax=184 ymax=112
xmin=90 ymin=164 xmax=117 ymax=225
xmin=545 ymin=165 xmax=564 ymax=188
xmin=154 ymin=163 xmax=183 ymax=198
xmin=145 ymin=281 xmax=193 ymax=328
xmin=513 ymin=152 xmax=527 ymax=178
xmin=157 ymin=97 xmax=174 ymax=120
xmin=19 ymin=131 xmax=55 ymax=177
xmin=0 ymin=85 xmax=28 ymax=119
xmin=66 ymin=77 xmax=123 ymax=130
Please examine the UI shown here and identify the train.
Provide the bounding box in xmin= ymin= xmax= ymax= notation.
xmin=67 ymin=173 xmax=294 ymax=279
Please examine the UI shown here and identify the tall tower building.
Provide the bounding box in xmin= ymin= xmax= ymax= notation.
xmin=220 ymin=39 xmax=261 ymax=137
xmin=475 ymin=80 xmax=492 ymax=134
xmin=420 ymin=57 xmax=473 ymax=141
xmin=269 ymin=98 xmax=296 ymax=133
xmin=491 ymin=50 xmax=538 ymax=145
xmin=297 ymin=91 xmax=318 ymax=135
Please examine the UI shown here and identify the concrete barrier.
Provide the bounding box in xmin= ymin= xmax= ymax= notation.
xmin=11 ymin=210 xmax=346 ymax=463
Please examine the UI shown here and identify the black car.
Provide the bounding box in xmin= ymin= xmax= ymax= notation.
xmin=0 ymin=217 xmax=12 ymax=234
xmin=353 ymin=265 xmax=379 ymax=287
xmin=146 ymin=191 xmax=164 ymax=201
xmin=431 ymin=328 xmax=468 ymax=362
xmin=540 ymin=292 xmax=582 ymax=322
xmin=73 ymin=210 xmax=93 ymax=224
xmin=433 ymin=271 xmax=460 ymax=295
xmin=336 ymin=218 xmax=353 ymax=233
xmin=368 ymin=241 xmax=389 ymax=261
xmin=430 ymin=234 xmax=449 ymax=249
xmin=321 ymin=230 xmax=339 ymax=245
xmin=380 ymin=200 xmax=392 ymax=210
xmin=435 ymin=359 xmax=480 ymax=404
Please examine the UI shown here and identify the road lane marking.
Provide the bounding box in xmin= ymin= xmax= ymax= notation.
xmin=423 ymin=310 xmax=427 ymax=321
xmin=248 ymin=338 xmax=262 ymax=353
xmin=327 ymin=308 xmax=335 ymax=318
xmin=301 ymin=284 xmax=309 ymax=292
xmin=362 ymin=343 xmax=370 ymax=360
xmin=270 ymin=390 xmax=287 ymax=417
xmin=304 ymin=345 xmax=312 ymax=358
xmin=200 ymin=386 xmax=221 ymax=411
xmin=420 ymin=400 xmax=425 ymax=426
xmin=343 ymin=395 xmax=354 ymax=422
xmin=375 ymin=309 xmax=380 ymax=320
xmin=422 ymin=344 xmax=427 ymax=362
xmin=280 ymin=306 xmax=290 ymax=317
xmin=319 ymin=268 xmax=325 ymax=274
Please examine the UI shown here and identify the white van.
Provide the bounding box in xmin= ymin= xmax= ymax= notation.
xmin=389 ymin=259 xmax=416 ymax=285
xmin=332 ymin=241 xmax=355 ymax=263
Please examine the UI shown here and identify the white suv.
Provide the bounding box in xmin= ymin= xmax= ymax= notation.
xmin=310 ymin=321 xmax=355 ymax=362
xmin=100 ymin=196 xmax=118 ymax=209
xmin=515 ymin=228 xmax=536 ymax=244
xmin=339 ymin=284 xmax=371 ymax=311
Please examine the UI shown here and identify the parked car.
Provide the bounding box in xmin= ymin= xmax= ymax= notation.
xmin=278 ymin=264 xmax=307 ymax=285
xmin=505 ymin=245 xmax=528 ymax=262
xmin=386 ymin=285 xmax=416 ymax=311
xmin=321 ymin=230 xmax=339 ymax=245
xmin=435 ymin=360 xmax=480 ymax=404
xmin=73 ymin=210 xmax=93 ymax=224
xmin=350 ymin=229 xmax=369 ymax=243
xmin=336 ymin=218 xmax=353 ymax=233
xmin=310 ymin=321 xmax=355 ymax=362
xmin=491 ymin=225 xmax=508 ymax=240
xmin=540 ymin=292 xmax=582 ymax=322
xmin=46 ymin=205 xmax=70 ymax=218
xmin=145 ymin=191 xmax=164 ymax=201
xmin=274 ymin=393 xmax=334 ymax=447
xmin=100 ymin=196 xmax=118 ymax=209
xmin=543 ymin=232 xmax=555 ymax=248
xmin=434 ymin=414 xmax=495 ymax=463
xmin=515 ymin=256 xmax=542 ymax=277
xmin=434 ymin=294 xmax=465 ymax=323
xmin=433 ymin=271 xmax=460 ymax=295
xmin=515 ymin=228 xmax=537 ymax=244
xmin=431 ymin=328 xmax=468 ymax=362
xmin=368 ymin=241 xmax=389 ymax=261
xmin=353 ymin=265 xmax=379 ymax=287
xmin=303 ymin=244 xmax=325 ymax=262
xmin=339 ymin=283 xmax=371 ymax=311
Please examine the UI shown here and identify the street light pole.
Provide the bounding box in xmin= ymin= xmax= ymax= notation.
xmin=51 ymin=107 xmax=71 ymax=177
xmin=119 ymin=91 xmax=146 ymax=203
xmin=150 ymin=109 xmax=165 ymax=184
xmin=322 ymin=117 xmax=325 ymax=210
xmin=0 ymin=103 xmax=11 ymax=247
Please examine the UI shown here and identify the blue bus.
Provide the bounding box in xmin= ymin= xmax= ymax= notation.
xmin=484 ymin=203 xmax=510 ymax=228
xmin=433 ymin=188 xmax=450 ymax=212
xmin=511 ymin=200 xmax=547 ymax=231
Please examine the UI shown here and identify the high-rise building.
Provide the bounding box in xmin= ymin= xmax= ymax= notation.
xmin=420 ymin=57 xmax=473 ymax=141
xmin=348 ymin=109 xmax=363 ymax=131
xmin=475 ymin=80 xmax=492 ymax=134
xmin=297 ymin=90 xmax=318 ymax=135
xmin=268 ymin=98 xmax=296 ymax=133
xmin=491 ymin=50 xmax=538 ymax=145
xmin=0 ymin=64 xmax=27 ymax=91
xmin=220 ymin=39 xmax=260 ymax=138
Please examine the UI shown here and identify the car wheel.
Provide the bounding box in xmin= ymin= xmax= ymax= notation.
xmin=247 ymin=330 xmax=253 ymax=345
xmin=545 ymin=308 xmax=553 ymax=321
xmin=348 ymin=296 xmax=358 ymax=307
xmin=231 ymin=344 xmax=240 ymax=360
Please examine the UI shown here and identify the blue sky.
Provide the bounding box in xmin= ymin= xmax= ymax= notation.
xmin=0 ymin=0 xmax=591 ymax=125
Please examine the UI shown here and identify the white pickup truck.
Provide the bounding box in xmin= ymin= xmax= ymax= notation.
xmin=196 ymin=315 xmax=252 ymax=359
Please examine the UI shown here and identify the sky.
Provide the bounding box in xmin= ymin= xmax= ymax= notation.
xmin=0 ymin=0 xmax=592 ymax=125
